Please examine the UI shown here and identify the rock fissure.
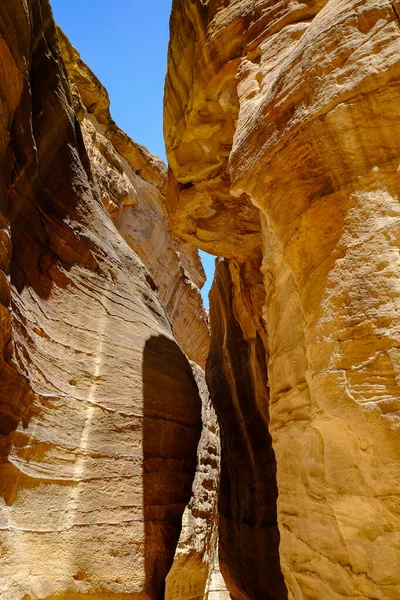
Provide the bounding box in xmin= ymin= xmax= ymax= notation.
xmin=163 ymin=1 xmax=400 ymax=599
xmin=0 ymin=0 xmax=399 ymax=599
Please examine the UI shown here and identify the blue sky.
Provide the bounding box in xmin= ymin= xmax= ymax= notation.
xmin=51 ymin=0 xmax=215 ymax=307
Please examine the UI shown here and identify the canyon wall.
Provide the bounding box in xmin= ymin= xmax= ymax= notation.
xmin=0 ymin=1 xmax=212 ymax=598
xmin=165 ymin=362 xmax=229 ymax=600
xmin=1 ymin=0 xmax=399 ymax=598
xmin=58 ymin=29 xmax=210 ymax=369
xmin=165 ymin=0 xmax=400 ymax=599
xmin=207 ymin=258 xmax=286 ymax=600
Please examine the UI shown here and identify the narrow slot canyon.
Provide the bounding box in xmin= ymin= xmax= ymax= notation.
xmin=0 ymin=1 xmax=399 ymax=600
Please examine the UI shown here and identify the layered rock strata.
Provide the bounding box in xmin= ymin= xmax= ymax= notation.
xmin=0 ymin=1 xmax=205 ymax=598
xmin=59 ymin=29 xmax=209 ymax=369
xmin=165 ymin=0 xmax=400 ymax=598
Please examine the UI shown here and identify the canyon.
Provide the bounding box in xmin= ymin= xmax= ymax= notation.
xmin=0 ymin=0 xmax=399 ymax=599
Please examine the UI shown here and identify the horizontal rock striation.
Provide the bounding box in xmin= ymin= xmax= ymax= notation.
xmin=59 ymin=29 xmax=210 ymax=369
xmin=165 ymin=0 xmax=400 ymax=598
xmin=0 ymin=1 xmax=205 ymax=598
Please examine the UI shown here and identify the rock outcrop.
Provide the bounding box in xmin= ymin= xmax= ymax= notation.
xmin=0 ymin=1 xmax=207 ymax=598
xmin=2 ymin=0 xmax=399 ymax=598
xmin=207 ymin=258 xmax=287 ymax=600
xmin=58 ymin=29 xmax=210 ymax=369
xmin=165 ymin=0 xmax=400 ymax=599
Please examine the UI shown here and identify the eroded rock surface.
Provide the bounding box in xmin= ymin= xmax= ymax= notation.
xmin=165 ymin=0 xmax=400 ymax=598
xmin=165 ymin=363 xmax=229 ymax=600
xmin=59 ymin=30 xmax=210 ymax=369
xmin=2 ymin=0 xmax=399 ymax=597
xmin=0 ymin=2 xmax=204 ymax=598
xmin=207 ymin=259 xmax=286 ymax=600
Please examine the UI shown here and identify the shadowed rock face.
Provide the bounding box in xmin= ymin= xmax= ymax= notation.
xmin=142 ymin=336 xmax=202 ymax=599
xmin=165 ymin=362 xmax=228 ymax=600
xmin=165 ymin=0 xmax=400 ymax=598
xmin=207 ymin=259 xmax=287 ymax=600
xmin=0 ymin=1 xmax=203 ymax=598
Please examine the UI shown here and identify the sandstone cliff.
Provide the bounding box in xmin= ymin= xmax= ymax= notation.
xmin=165 ymin=0 xmax=400 ymax=599
xmin=0 ymin=1 xmax=209 ymax=598
xmin=2 ymin=0 xmax=399 ymax=598
xmin=58 ymin=29 xmax=210 ymax=369
xmin=207 ymin=258 xmax=286 ymax=600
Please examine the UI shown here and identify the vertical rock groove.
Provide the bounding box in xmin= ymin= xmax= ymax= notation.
xmin=165 ymin=0 xmax=400 ymax=598
xmin=207 ymin=259 xmax=287 ymax=600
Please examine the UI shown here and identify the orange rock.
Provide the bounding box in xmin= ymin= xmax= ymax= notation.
xmin=59 ymin=29 xmax=210 ymax=369
xmin=0 ymin=2 xmax=203 ymax=597
xmin=165 ymin=0 xmax=400 ymax=598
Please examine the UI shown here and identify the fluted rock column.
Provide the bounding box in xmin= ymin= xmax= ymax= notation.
xmin=207 ymin=258 xmax=287 ymax=600
xmin=230 ymin=1 xmax=400 ymax=597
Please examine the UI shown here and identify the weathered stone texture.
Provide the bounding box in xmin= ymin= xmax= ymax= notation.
xmin=164 ymin=1 xmax=262 ymax=260
xmin=2 ymin=0 xmax=399 ymax=597
xmin=59 ymin=30 xmax=210 ymax=369
xmin=165 ymin=0 xmax=400 ymax=598
xmin=0 ymin=2 xmax=203 ymax=598
xmin=165 ymin=363 xmax=228 ymax=600
xmin=207 ymin=258 xmax=287 ymax=600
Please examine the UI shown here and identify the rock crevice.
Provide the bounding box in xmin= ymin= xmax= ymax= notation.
xmin=1 ymin=0 xmax=400 ymax=599
xmin=165 ymin=0 xmax=400 ymax=599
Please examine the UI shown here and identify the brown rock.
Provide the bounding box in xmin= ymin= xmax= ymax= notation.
xmin=207 ymin=258 xmax=287 ymax=600
xmin=58 ymin=29 xmax=210 ymax=369
xmin=164 ymin=1 xmax=262 ymax=260
xmin=0 ymin=1 xmax=203 ymax=598
xmin=165 ymin=363 xmax=228 ymax=600
xmin=232 ymin=2 xmax=400 ymax=598
xmin=165 ymin=0 xmax=400 ymax=598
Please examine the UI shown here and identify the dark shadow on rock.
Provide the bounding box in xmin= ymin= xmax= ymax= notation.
xmin=1 ymin=0 xmax=100 ymax=303
xmin=0 ymin=364 xmax=36 ymax=500
xmin=207 ymin=259 xmax=288 ymax=600
xmin=143 ymin=334 xmax=202 ymax=598
xmin=0 ymin=0 xmax=97 ymax=508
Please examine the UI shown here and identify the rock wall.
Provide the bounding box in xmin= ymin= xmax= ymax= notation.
xmin=0 ymin=1 xmax=207 ymax=598
xmin=207 ymin=258 xmax=287 ymax=600
xmin=58 ymin=30 xmax=210 ymax=369
xmin=2 ymin=0 xmax=399 ymax=598
xmin=165 ymin=363 xmax=228 ymax=600
xmin=165 ymin=0 xmax=400 ymax=599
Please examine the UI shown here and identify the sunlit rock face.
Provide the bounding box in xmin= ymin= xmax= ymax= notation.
xmin=58 ymin=30 xmax=210 ymax=369
xmin=0 ymin=1 xmax=203 ymax=598
xmin=165 ymin=0 xmax=400 ymax=598
xmin=164 ymin=1 xmax=263 ymax=260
